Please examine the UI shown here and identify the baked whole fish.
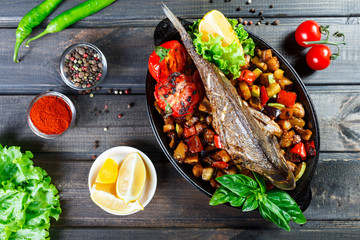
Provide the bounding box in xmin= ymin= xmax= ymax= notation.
xmin=162 ymin=4 xmax=296 ymax=190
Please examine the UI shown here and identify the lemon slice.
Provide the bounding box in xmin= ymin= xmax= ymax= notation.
xmin=91 ymin=183 xmax=143 ymax=214
xmin=95 ymin=158 xmax=119 ymax=184
xmin=116 ymin=152 xmax=147 ymax=205
xmin=199 ymin=10 xmax=243 ymax=52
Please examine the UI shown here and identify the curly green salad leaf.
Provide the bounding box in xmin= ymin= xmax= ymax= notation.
xmin=189 ymin=18 xmax=255 ymax=79
xmin=0 ymin=145 xmax=61 ymax=240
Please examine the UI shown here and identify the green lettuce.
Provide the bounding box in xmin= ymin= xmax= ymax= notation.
xmin=189 ymin=18 xmax=255 ymax=79
xmin=0 ymin=145 xmax=61 ymax=240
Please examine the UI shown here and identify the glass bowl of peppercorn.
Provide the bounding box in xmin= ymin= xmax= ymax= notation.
xmin=27 ymin=91 xmax=76 ymax=139
xmin=60 ymin=43 xmax=107 ymax=90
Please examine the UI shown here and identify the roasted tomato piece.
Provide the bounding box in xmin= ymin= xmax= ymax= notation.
xmin=154 ymin=73 xmax=200 ymax=117
xmin=185 ymin=135 xmax=204 ymax=154
xmin=212 ymin=161 xmax=229 ymax=169
xmin=148 ymin=40 xmax=188 ymax=82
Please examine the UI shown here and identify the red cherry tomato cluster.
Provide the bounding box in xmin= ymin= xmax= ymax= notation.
xmin=295 ymin=20 xmax=346 ymax=70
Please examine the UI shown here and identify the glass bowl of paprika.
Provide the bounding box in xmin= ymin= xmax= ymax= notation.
xmin=60 ymin=43 xmax=107 ymax=91
xmin=27 ymin=91 xmax=76 ymax=139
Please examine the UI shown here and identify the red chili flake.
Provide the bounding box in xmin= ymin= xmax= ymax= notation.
xmin=104 ymin=105 xmax=108 ymax=110
xmin=96 ymin=77 xmax=100 ymax=81
xmin=82 ymin=67 xmax=87 ymax=71
xmin=75 ymin=73 xmax=79 ymax=77
xmin=83 ymin=53 xmax=88 ymax=58
xmin=125 ymin=89 xmax=130 ymax=94
xmin=91 ymin=155 xmax=97 ymax=160
xmin=94 ymin=57 xmax=99 ymax=61
xmin=117 ymin=114 xmax=123 ymax=118
xmin=70 ymin=57 xmax=75 ymax=61
xmin=70 ymin=67 xmax=75 ymax=70
xmin=87 ymin=84 xmax=91 ymax=88
xmin=98 ymin=73 xmax=102 ymax=77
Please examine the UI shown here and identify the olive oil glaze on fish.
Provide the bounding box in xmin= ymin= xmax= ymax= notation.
xmin=162 ymin=4 xmax=295 ymax=190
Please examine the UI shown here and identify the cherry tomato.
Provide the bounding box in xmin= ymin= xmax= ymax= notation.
xmin=306 ymin=45 xmax=331 ymax=70
xmin=154 ymin=73 xmax=200 ymax=117
xmin=295 ymin=20 xmax=321 ymax=47
xmin=148 ymin=40 xmax=188 ymax=82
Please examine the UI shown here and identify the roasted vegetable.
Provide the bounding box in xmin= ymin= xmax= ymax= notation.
xmin=202 ymin=167 xmax=215 ymax=181
xmin=186 ymin=135 xmax=204 ymax=153
xmin=173 ymin=141 xmax=188 ymax=162
xmin=263 ymin=105 xmax=281 ymax=119
xmin=277 ymin=90 xmax=297 ymax=108
xmin=266 ymin=56 xmax=280 ymax=72
xmin=184 ymin=154 xmax=199 ymax=164
xmin=192 ymin=164 xmax=204 ymax=177
xmin=239 ymin=81 xmax=251 ymax=100
xmin=266 ymin=82 xmax=281 ymax=98
xmin=290 ymin=142 xmax=307 ymax=160
xmin=292 ymin=102 xmax=305 ymax=118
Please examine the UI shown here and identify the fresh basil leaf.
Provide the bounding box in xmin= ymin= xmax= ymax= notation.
xmin=259 ymin=198 xmax=291 ymax=231
xmin=253 ymin=172 xmax=266 ymax=193
xmin=242 ymin=195 xmax=258 ymax=212
xmin=155 ymin=46 xmax=170 ymax=63
xmin=266 ymin=189 xmax=306 ymax=225
xmin=216 ymin=174 xmax=258 ymax=197
xmin=209 ymin=186 xmax=246 ymax=207
xmin=229 ymin=195 xmax=246 ymax=207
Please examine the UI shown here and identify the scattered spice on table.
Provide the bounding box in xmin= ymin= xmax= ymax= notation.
xmin=63 ymin=45 xmax=104 ymax=89
xmin=236 ymin=7 xmax=241 ymax=11
xmin=30 ymin=96 xmax=72 ymax=135
xmin=93 ymin=140 xmax=99 ymax=149
xmin=249 ymin=8 xmax=256 ymax=13
xmin=117 ymin=114 xmax=123 ymax=118
xmin=246 ymin=0 xmax=251 ymax=5
xmin=272 ymin=20 xmax=280 ymax=25
xmin=125 ymin=89 xmax=130 ymax=94
xmin=269 ymin=4 xmax=274 ymax=8
xmin=92 ymin=155 xmax=97 ymax=160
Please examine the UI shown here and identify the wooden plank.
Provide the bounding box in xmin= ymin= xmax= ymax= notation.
xmin=0 ymin=17 xmax=357 ymax=94
xmin=1 ymin=0 xmax=359 ymax=27
xmin=28 ymin=152 xmax=359 ymax=229
xmin=1 ymin=86 xmax=360 ymax=152
xmin=49 ymin=224 xmax=360 ymax=240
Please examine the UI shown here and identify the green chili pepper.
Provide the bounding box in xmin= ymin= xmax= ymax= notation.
xmin=26 ymin=0 xmax=117 ymax=46
xmin=13 ymin=0 xmax=63 ymax=63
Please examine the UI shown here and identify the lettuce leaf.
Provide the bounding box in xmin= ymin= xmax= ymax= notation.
xmin=188 ymin=18 xmax=255 ymax=79
xmin=0 ymin=145 xmax=61 ymax=240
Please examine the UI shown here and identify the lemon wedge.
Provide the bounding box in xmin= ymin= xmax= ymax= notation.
xmin=116 ymin=152 xmax=147 ymax=205
xmin=91 ymin=183 xmax=143 ymax=214
xmin=199 ymin=10 xmax=243 ymax=52
xmin=95 ymin=158 xmax=119 ymax=184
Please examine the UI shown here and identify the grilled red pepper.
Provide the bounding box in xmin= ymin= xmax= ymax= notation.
xmin=214 ymin=135 xmax=223 ymax=149
xmin=212 ymin=161 xmax=229 ymax=169
xmin=184 ymin=125 xmax=196 ymax=138
xmin=260 ymin=86 xmax=269 ymax=107
xmin=148 ymin=40 xmax=187 ymax=83
xmin=304 ymin=140 xmax=316 ymax=156
xmin=154 ymin=73 xmax=200 ymax=117
xmin=290 ymin=142 xmax=307 ymax=160
xmin=238 ymin=70 xmax=257 ymax=84
xmin=277 ymin=90 xmax=297 ymax=108
xmin=185 ymin=135 xmax=204 ymax=154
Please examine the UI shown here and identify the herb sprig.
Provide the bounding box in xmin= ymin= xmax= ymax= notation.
xmin=210 ymin=173 xmax=306 ymax=231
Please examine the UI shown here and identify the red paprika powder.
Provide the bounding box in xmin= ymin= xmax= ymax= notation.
xmin=30 ymin=96 xmax=72 ymax=135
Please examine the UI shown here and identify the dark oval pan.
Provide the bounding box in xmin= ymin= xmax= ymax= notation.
xmin=146 ymin=18 xmax=320 ymax=211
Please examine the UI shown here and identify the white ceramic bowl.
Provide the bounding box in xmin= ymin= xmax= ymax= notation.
xmin=88 ymin=146 xmax=157 ymax=215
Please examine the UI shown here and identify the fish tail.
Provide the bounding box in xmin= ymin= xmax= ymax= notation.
xmin=161 ymin=3 xmax=187 ymax=34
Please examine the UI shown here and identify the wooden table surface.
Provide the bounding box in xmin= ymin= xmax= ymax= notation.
xmin=1 ymin=0 xmax=359 ymax=239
